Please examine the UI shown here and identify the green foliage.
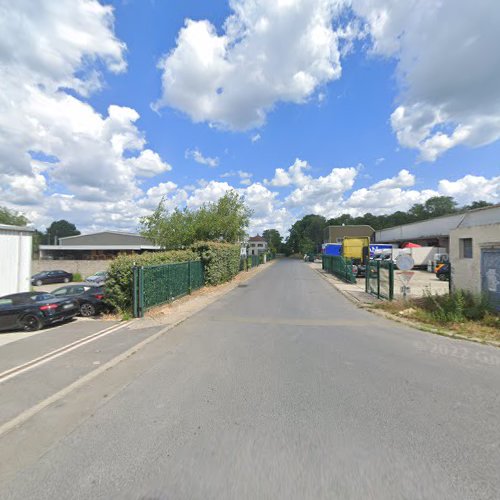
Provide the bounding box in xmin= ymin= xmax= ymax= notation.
xmin=191 ymin=241 xmax=241 ymax=286
xmin=262 ymin=229 xmax=282 ymax=253
xmin=43 ymin=219 xmax=80 ymax=244
xmin=285 ymin=214 xmax=326 ymax=254
xmin=423 ymin=290 xmax=493 ymax=324
xmin=106 ymin=249 xmax=198 ymax=312
xmin=0 ymin=206 xmax=28 ymax=226
xmin=73 ymin=272 xmax=83 ymax=282
xmin=140 ymin=191 xmax=252 ymax=250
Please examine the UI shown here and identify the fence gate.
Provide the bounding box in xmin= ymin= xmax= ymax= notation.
xmin=366 ymin=260 xmax=394 ymax=300
xmin=481 ymin=248 xmax=500 ymax=312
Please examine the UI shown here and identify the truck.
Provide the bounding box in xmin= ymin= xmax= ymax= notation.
xmin=374 ymin=246 xmax=447 ymax=269
xmin=323 ymin=242 xmax=393 ymax=258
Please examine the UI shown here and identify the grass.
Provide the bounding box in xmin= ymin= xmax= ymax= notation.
xmin=375 ymin=291 xmax=500 ymax=344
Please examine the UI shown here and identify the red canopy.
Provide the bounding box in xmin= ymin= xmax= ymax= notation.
xmin=401 ymin=242 xmax=422 ymax=248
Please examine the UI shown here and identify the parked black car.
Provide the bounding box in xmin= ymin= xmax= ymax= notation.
xmin=51 ymin=285 xmax=108 ymax=317
xmin=436 ymin=263 xmax=450 ymax=281
xmin=31 ymin=270 xmax=73 ymax=286
xmin=0 ymin=292 xmax=79 ymax=332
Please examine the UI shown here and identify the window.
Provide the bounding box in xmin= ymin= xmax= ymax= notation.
xmin=257 ymin=243 xmax=263 ymax=247
xmin=460 ymin=238 xmax=473 ymax=259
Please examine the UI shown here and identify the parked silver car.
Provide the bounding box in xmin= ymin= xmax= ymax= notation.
xmin=85 ymin=271 xmax=107 ymax=285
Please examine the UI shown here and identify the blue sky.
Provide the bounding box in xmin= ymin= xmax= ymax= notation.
xmin=1 ymin=0 xmax=499 ymax=234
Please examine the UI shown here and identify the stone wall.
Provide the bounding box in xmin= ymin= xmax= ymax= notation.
xmin=32 ymin=260 xmax=111 ymax=279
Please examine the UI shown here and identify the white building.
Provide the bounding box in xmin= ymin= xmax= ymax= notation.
xmin=248 ymin=235 xmax=268 ymax=256
xmin=0 ymin=224 xmax=34 ymax=296
xmin=449 ymin=205 xmax=500 ymax=310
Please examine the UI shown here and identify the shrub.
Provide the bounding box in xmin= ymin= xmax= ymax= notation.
xmin=422 ymin=289 xmax=493 ymax=324
xmin=73 ymin=272 xmax=83 ymax=282
xmin=106 ymin=250 xmax=198 ymax=313
xmin=191 ymin=241 xmax=241 ymax=286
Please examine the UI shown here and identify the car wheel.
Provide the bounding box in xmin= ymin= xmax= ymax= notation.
xmin=22 ymin=314 xmax=42 ymax=332
xmin=80 ymin=303 xmax=96 ymax=317
xmin=63 ymin=277 xmax=70 ymax=283
xmin=35 ymin=279 xmax=43 ymax=286
xmin=438 ymin=274 xmax=447 ymax=281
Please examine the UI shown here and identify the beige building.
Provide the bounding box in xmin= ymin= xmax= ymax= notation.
xmin=248 ymin=235 xmax=268 ymax=256
xmin=324 ymin=225 xmax=374 ymax=244
xmin=449 ymin=205 xmax=500 ymax=310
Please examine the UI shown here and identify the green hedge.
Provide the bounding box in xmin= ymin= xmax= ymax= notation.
xmin=106 ymin=249 xmax=199 ymax=313
xmin=191 ymin=241 xmax=241 ymax=286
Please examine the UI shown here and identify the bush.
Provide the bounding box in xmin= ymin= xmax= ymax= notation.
xmin=106 ymin=250 xmax=199 ymax=313
xmin=423 ymin=289 xmax=493 ymax=324
xmin=73 ymin=272 xmax=83 ymax=282
xmin=191 ymin=241 xmax=241 ymax=286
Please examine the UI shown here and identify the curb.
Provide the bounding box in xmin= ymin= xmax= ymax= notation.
xmin=311 ymin=264 xmax=500 ymax=349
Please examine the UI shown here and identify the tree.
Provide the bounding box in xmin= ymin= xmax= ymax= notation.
xmin=0 ymin=206 xmax=28 ymax=226
xmin=44 ymin=220 xmax=80 ymax=244
xmin=286 ymin=214 xmax=326 ymax=254
xmin=140 ymin=191 xmax=252 ymax=250
xmin=464 ymin=200 xmax=493 ymax=210
xmin=262 ymin=229 xmax=282 ymax=253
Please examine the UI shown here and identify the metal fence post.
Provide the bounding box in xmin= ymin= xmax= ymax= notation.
xmin=188 ymin=260 xmax=192 ymax=294
xmin=377 ymin=261 xmax=381 ymax=299
xmin=132 ymin=266 xmax=138 ymax=318
xmin=138 ymin=266 xmax=144 ymax=318
xmin=389 ymin=262 xmax=394 ymax=300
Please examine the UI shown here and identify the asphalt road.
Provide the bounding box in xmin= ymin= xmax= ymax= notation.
xmin=1 ymin=259 xmax=499 ymax=499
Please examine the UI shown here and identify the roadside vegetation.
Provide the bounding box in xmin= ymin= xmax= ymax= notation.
xmin=375 ymin=291 xmax=500 ymax=344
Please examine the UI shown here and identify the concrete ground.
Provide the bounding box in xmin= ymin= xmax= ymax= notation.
xmin=0 ymin=259 xmax=499 ymax=499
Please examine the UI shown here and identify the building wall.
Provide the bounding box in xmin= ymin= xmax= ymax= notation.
xmin=32 ymin=260 xmax=111 ymax=279
xmin=324 ymin=226 xmax=374 ymax=243
xmin=248 ymin=241 xmax=267 ymax=256
xmin=450 ymin=223 xmax=500 ymax=294
xmin=0 ymin=228 xmax=33 ymax=296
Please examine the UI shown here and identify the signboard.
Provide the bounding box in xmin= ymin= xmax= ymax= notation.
xmin=396 ymin=254 xmax=414 ymax=271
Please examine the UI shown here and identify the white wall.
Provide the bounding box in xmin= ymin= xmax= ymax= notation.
xmin=0 ymin=229 xmax=33 ymax=296
xmin=450 ymin=223 xmax=500 ymax=294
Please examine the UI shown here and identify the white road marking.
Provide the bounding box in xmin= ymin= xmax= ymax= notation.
xmin=0 ymin=321 xmax=131 ymax=385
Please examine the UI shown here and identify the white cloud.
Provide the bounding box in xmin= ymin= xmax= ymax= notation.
xmin=185 ymin=148 xmax=220 ymax=167
xmin=370 ymin=169 xmax=414 ymax=189
xmin=438 ymin=175 xmax=500 ymax=206
xmin=251 ymin=133 xmax=261 ymax=143
xmin=352 ymin=0 xmax=500 ymax=160
xmin=154 ymin=0 xmax=352 ymax=130
xmin=0 ymin=0 xmax=172 ymax=230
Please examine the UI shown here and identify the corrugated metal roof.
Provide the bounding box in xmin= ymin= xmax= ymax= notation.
xmin=0 ymin=224 xmax=35 ymax=232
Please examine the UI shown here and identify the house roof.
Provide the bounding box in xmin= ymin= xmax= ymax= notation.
xmin=248 ymin=235 xmax=266 ymax=242
xmin=0 ymin=223 xmax=35 ymax=232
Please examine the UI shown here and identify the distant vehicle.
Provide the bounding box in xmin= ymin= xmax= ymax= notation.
xmin=0 ymin=292 xmax=78 ymax=332
xmin=85 ymin=271 xmax=108 ymax=286
xmin=436 ymin=263 xmax=450 ymax=281
xmin=31 ymin=270 xmax=73 ymax=286
xmin=52 ymin=285 xmax=108 ymax=317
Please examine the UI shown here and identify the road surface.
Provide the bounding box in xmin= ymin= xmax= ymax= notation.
xmin=1 ymin=259 xmax=499 ymax=499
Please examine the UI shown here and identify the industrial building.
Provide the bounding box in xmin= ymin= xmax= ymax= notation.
xmin=375 ymin=205 xmax=500 ymax=309
xmin=0 ymin=224 xmax=34 ymax=296
xmin=39 ymin=231 xmax=160 ymax=260
xmin=324 ymin=225 xmax=374 ymax=244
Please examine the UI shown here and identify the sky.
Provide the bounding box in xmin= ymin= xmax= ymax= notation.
xmin=1 ymin=0 xmax=499 ymax=236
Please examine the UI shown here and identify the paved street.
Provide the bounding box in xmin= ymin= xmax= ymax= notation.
xmin=1 ymin=259 xmax=499 ymax=499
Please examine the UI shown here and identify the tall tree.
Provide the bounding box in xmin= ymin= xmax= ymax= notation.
xmin=0 ymin=206 xmax=28 ymax=226
xmin=262 ymin=229 xmax=282 ymax=253
xmin=44 ymin=220 xmax=80 ymax=244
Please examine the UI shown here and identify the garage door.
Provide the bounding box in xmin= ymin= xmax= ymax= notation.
xmin=481 ymin=248 xmax=500 ymax=312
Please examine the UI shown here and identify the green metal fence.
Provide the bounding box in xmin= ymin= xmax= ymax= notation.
xmin=322 ymin=255 xmax=357 ymax=284
xmin=133 ymin=260 xmax=204 ymax=317
xmin=366 ymin=260 xmax=394 ymax=300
